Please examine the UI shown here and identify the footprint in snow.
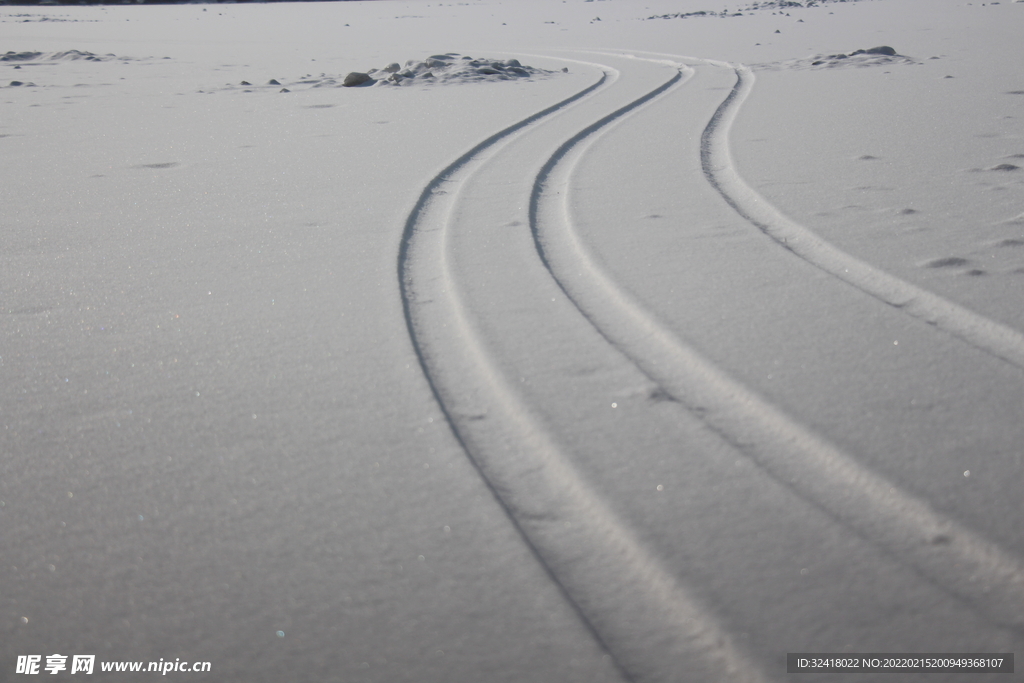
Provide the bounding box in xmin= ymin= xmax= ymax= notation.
xmin=967 ymin=163 xmax=1022 ymax=173
xmin=134 ymin=162 xmax=179 ymax=170
xmin=925 ymin=256 xmax=970 ymax=268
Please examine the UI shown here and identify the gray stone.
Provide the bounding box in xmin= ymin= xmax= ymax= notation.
xmin=343 ymin=72 xmax=373 ymax=87
xmin=852 ymin=46 xmax=897 ymax=56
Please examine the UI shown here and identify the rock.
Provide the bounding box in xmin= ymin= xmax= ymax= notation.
xmin=240 ymin=80 xmax=251 ymax=86
xmin=343 ymin=72 xmax=373 ymax=87
xmin=852 ymin=46 xmax=897 ymax=56
xmin=268 ymin=78 xmax=281 ymax=85
xmin=504 ymin=58 xmax=521 ymax=67
xmin=382 ymin=63 xmax=401 ymax=73
xmin=10 ymin=80 xmax=23 ymax=86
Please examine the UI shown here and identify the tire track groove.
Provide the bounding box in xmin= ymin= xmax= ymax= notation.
xmin=702 ymin=65 xmax=1024 ymax=371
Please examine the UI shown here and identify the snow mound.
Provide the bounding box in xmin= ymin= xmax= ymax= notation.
xmin=221 ymin=55 xmax=556 ymax=95
xmin=347 ymin=54 xmax=557 ymax=87
xmin=2 ymin=14 xmax=89 ymax=23
xmin=1 ymin=50 xmax=125 ymax=63
xmin=1 ymin=51 xmax=44 ymax=62
xmin=50 ymin=50 xmax=119 ymax=62
xmin=755 ymin=46 xmax=916 ymax=71
xmin=646 ymin=0 xmax=867 ymax=19
xmin=743 ymin=0 xmax=866 ymax=7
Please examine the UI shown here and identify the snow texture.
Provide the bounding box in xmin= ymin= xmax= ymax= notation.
xmin=2 ymin=0 xmax=1024 ymax=681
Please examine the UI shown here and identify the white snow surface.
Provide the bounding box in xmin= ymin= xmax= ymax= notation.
xmin=2 ymin=0 xmax=1023 ymax=681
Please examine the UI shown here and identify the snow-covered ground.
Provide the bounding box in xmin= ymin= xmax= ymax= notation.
xmin=2 ymin=0 xmax=1023 ymax=681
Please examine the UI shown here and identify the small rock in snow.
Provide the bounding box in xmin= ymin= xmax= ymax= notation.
xmin=852 ymin=46 xmax=897 ymax=56
xmin=343 ymin=72 xmax=373 ymax=87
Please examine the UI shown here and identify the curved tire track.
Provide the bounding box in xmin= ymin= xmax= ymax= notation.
xmin=531 ymin=54 xmax=1024 ymax=630
xmin=400 ymin=56 xmax=766 ymax=683
xmin=702 ymin=65 xmax=1024 ymax=371
xmin=594 ymin=48 xmax=1024 ymax=370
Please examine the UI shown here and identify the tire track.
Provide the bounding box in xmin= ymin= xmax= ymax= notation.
xmin=400 ymin=56 xmax=767 ymax=683
xmin=531 ymin=54 xmax=1024 ymax=630
xmin=580 ymin=49 xmax=1024 ymax=370
xmin=701 ymin=65 xmax=1024 ymax=371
